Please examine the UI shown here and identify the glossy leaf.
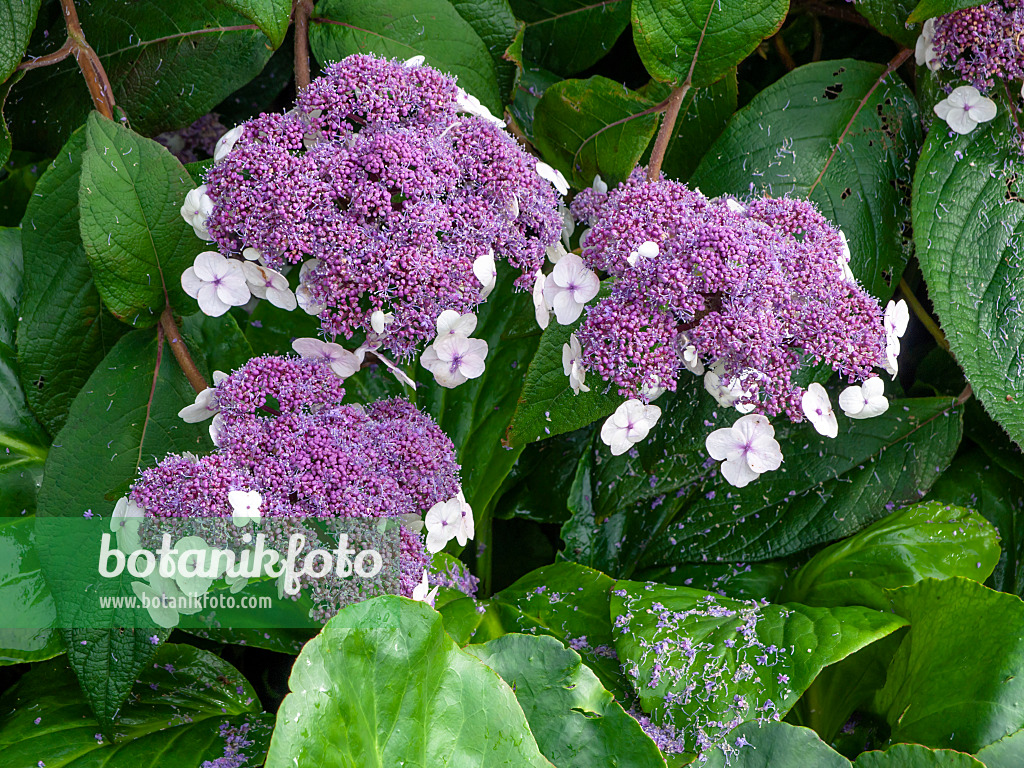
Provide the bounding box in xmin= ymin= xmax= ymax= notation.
xmin=692 ymin=59 xmax=921 ymax=301
xmin=631 ymin=0 xmax=787 ymax=86
xmin=611 ymin=580 xmax=907 ymax=756
xmin=450 ymin=0 xmax=524 ymax=102
xmin=975 ymin=727 xmax=1024 ymax=768
xmin=465 ymin=633 xmax=666 ymax=768
xmin=781 ymin=501 xmax=1000 ymax=610
xmin=908 ymin=0 xmax=987 ymax=23
xmin=79 ymin=113 xmax=201 ymax=328
xmin=855 ymin=744 xmax=985 ymax=768
xmin=180 ymin=312 xmax=254 ymax=376
xmin=0 ymin=643 xmax=272 ymax=767
xmin=8 ymin=0 xmax=273 ymax=154
xmin=219 ymin=0 xmax=291 ymax=48
xmin=913 ymin=110 xmax=1024 ymax=449
xmin=854 ymin=0 xmax=919 ymax=47
xmin=0 ymin=0 xmax=41 ymax=83
xmin=0 ymin=69 xmax=25 ymax=167
xmin=35 ymin=330 xmax=211 ymax=728
xmin=310 ymin=0 xmax=503 ymax=115
xmin=510 ymin=0 xmax=631 ymax=75
xmin=874 ymin=578 xmax=1024 ymax=753
xmin=17 ymin=129 xmax=126 ymax=435
xmin=702 ymin=722 xmax=852 ymax=768
xmin=510 ymin=65 xmax=562 ymax=140
xmin=266 ymin=596 xmax=554 ymax=767
xmin=533 ymin=76 xmax=660 ymax=189
xmin=0 ymin=517 xmax=61 ymax=665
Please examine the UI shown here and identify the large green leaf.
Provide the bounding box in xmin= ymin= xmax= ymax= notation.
xmin=510 ymin=0 xmax=631 ymax=76
xmin=473 ymin=561 xmax=625 ymax=697
xmin=0 ymin=643 xmax=273 ymax=767
xmin=702 ymin=722 xmax=852 ymax=768
xmin=874 ymin=578 xmax=1024 ymax=753
xmin=856 ymin=744 xmax=985 ymax=768
xmin=781 ymin=501 xmax=1000 ymax=610
xmin=631 ymin=0 xmax=787 ymax=87
xmin=0 ymin=69 xmax=25 ymax=167
xmin=0 ymin=516 xmax=61 ymax=664
xmin=692 ymin=59 xmax=921 ymax=301
xmin=975 ymin=727 xmax=1024 ymax=768
xmin=17 ymin=129 xmax=126 ymax=435
xmin=35 ymin=330 xmax=211 ymax=729
xmin=533 ymin=76 xmax=660 ymax=189
xmin=908 ymin=0 xmax=987 ymax=23
xmin=8 ymin=0 xmax=273 ymax=154
xmin=450 ymin=0 xmax=524 ymax=103
xmin=310 ymin=0 xmax=503 ymax=115
xmin=218 ymin=0 xmax=291 ymax=48
xmin=266 ymin=596 xmax=555 ymax=767
xmin=79 ymin=113 xmax=201 ymax=328
xmin=0 ymin=0 xmax=41 ymax=83
xmin=913 ymin=110 xmax=1024 ymax=449
xmin=466 ymin=633 xmax=665 ymax=768
xmin=854 ymin=0 xmax=919 ymax=46
xmin=611 ymin=580 xmax=907 ymax=758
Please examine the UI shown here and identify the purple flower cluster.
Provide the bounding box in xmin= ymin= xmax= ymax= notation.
xmin=931 ymin=1 xmax=1024 ymax=92
xmin=201 ymin=55 xmax=563 ymax=357
xmin=571 ymin=170 xmax=886 ymax=420
xmin=130 ymin=355 xmax=459 ymax=598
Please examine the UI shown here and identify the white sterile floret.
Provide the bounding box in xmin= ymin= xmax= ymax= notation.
xmin=358 ymin=345 xmax=418 ymax=389
xmin=181 ymin=251 xmax=250 ymax=317
xmin=562 ymin=334 xmax=591 ymax=395
xmin=704 ymin=360 xmax=751 ymax=410
xmin=640 ymin=375 xmax=666 ymax=403
xmin=456 ymin=490 xmax=474 ymax=542
xmin=412 ymin=569 xmax=439 ymax=607
xmin=934 ymin=86 xmax=997 ymax=135
xmin=403 ymin=55 xmax=426 ymax=68
xmin=600 ymin=399 xmax=662 ymax=456
xmin=543 ymin=253 xmax=600 ymax=325
xmin=533 ymin=271 xmax=551 ymax=330
xmin=111 ymin=496 xmax=145 ymax=552
xmin=291 ymin=337 xmax=361 ymax=378
xmin=177 ymin=372 xmax=226 ymax=423
xmin=592 ymin=174 xmax=608 ymax=195
xmin=882 ymin=298 xmax=909 ymax=377
xmin=838 ymin=376 xmax=889 ymax=419
xmin=725 ymin=198 xmax=746 ymax=215
xmin=370 ymin=310 xmax=395 ymax=335
xmin=473 ymin=250 xmax=497 ymax=299
xmin=242 ymin=247 xmax=262 ymax=262
xmin=838 ymin=230 xmax=856 ymax=283
xmin=705 ymin=414 xmax=784 ymax=488
xmin=455 ymin=88 xmax=504 ymax=127
xmin=229 ymin=489 xmax=262 ymax=527
xmin=173 ymin=536 xmax=215 ymax=597
xmin=209 ymin=413 xmax=225 ymax=447
xmin=420 ymin=334 xmax=488 ymax=388
xmin=506 ymin=194 xmax=520 ymax=220
xmin=214 ymin=125 xmax=244 ymax=163
xmin=424 ymin=497 xmax=464 ymax=553
xmin=627 ymin=240 xmax=659 ymax=267
xmin=560 ymin=203 xmax=575 ymax=248
xmin=537 ymin=161 xmax=570 ymax=196
xmin=915 ymin=18 xmax=941 ymax=72
xmin=801 ymin=382 xmax=838 ymax=438
xmin=180 ymin=185 xmax=215 ymax=241
xmin=546 ymin=241 xmax=567 ymax=264
xmin=131 ymin=576 xmax=184 ymax=629
xmin=296 ymin=259 xmax=326 ymax=315
xmin=682 ymin=344 xmax=705 ymax=376
xmin=242 ymin=262 xmax=297 ymax=311
xmin=436 ymin=309 xmax=477 ymax=337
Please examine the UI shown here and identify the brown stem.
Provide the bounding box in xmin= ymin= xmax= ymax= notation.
xmin=293 ymin=0 xmax=315 ymax=90
xmin=956 ymin=383 xmax=973 ymax=405
xmin=160 ymin=307 xmax=208 ymax=394
xmin=773 ymin=33 xmax=797 ymax=72
xmin=898 ymin=278 xmax=948 ymax=352
xmin=18 ymin=38 xmax=75 ymax=70
xmin=646 ymin=83 xmax=690 ymax=181
xmin=60 ymin=0 xmax=114 ymax=118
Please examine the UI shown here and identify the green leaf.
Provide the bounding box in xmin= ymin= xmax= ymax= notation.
xmin=494 ymin=428 xmax=591 ymax=524
xmin=0 ymin=517 xmax=61 ymax=664
xmin=855 ymin=744 xmax=985 ymax=768
xmin=912 ymin=109 xmax=1024 ymax=450
xmin=533 ymin=76 xmax=660 ymax=189
xmin=926 ymin=448 xmax=1024 ymax=597
xmin=0 ymin=69 xmax=25 ymax=167
xmin=874 ymin=578 xmax=1024 ymax=753
xmin=449 ymin=0 xmax=525 ymax=103
xmin=465 ymin=633 xmax=666 ymax=768
xmin=611 ymin=580 xmax=907 ymax=757
xmin=635 ymin=558 xmax=796 ymax=603
xmin=438 ymin=594 xmax=487 ymax=644
xmin=692 ymin=59 xmax=921 ymax=301
xmin=854 ymin=0 xmax=920 ymax=47
xmin=0 ymin=643 xmax=272 ymax=767
xmin=975 ymin=727 xmax=1024 ymax=768
xmin=218 ymin=0 xmax=291 ymax=48
xmin=35 ymin=329 xmax=211 ymax=729
xmin=18 ymin=128 xmax=127 ymax=435
xmin=510 ymin=65 xmax=562 ymax=140
xmin=702 ymin=722 xmax=852 ymax=768
xmin=631 ymin=0 xmax=787 ymax=86
xmin=908 ymin=0 xmax=987 ymax=23
xmin=266 ymin=596 xmax=555 ymax=767
xmin=474 ymin=561 xmax=626 ymax=697
xmin=0 ymin=0 xmax=41 ymax=82
xmin=8 ymin=0 xmax=273 ymax=154
xmin=781 ymin=500 xmax=1000 ymax=610
xmin=181 ymin=312 xmax=254 ymax=376
xmin=309 ymin=0 xmax=503 ymax=115
xmin=505 ymin=288 xmax=621 ymax=447
xmin=79 ymin=113 xmax=201 ymax=328
xmin=510 ymin=0 xmax=632 ymax=76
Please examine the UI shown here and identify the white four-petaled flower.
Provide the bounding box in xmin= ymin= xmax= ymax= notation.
xmin=436 ymin=310 xmax=477 ymax=337
xmin=705 ymin=414 xmax=784 ymax=488
xmin=600 ymin=399 xmax=662 ymax=456
xmin=420 ymin=334 xmax=489 ymax=388
xmin=214 ymin=125 xmax=244 ymax=163
xmin=180 ymin=185 xmax=215 ymax=241
xmin=801 ymin=382 xmax=838 ymax=438
xmin=838 ymin=376 xmax=889 ymax=419
xmin=883 ymin=298 xmax=909 ymax=377
xmin=704 ymin=361 xmax=755 ymax=413
xmin=412 ymin=569 xmax=439 ymax=607
xmin=242 ymin=262 xmax=296 ymax=311
xmin=543 ymin=253 xmax=600 ymax=325
xmin=370 ymin=310 xmax=395 ymax=335
xmin=111 ymin=496 xmax=145 ymax=552
xmin=627 ymin=240 xmax=659 ymax=267
xmin=296 ymin=259 xmax=326 ymax=315
xmin=291 ymin=337 xmax=361 ymax=378
xmin=537 ymin=161 xmax=570 ymax=196
xmin=562 ymin=333 xmax=590 ymax=395
xmin=934 ymin=85 xmax=997 ymax=135
xmin=229 ymin=489 xmax=262 ymax=528
xmin=177 ymin=370 xmax=228 ymax=422
xmin=424 ymin=497 xmax=465 ymax=553
xmin=473 ymin=250 xmax=497 ymax=299
xmin=915 ymin=18 xmax=941 ymax=72
xmin=533 ymin=271 xmax=551 ymax=330
xmin=181 ymin=252 xmax=251 ymax=317
xmin=838 ymin=230 xmax=856 ymax=283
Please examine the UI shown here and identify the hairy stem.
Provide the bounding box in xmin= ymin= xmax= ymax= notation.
xmin=18 ymin=38 xmax=75 ymax=70
xmin=956 ymin=383 xmax=973 ymax=405
xmin=160 ymin=307 xmax=208 ymax=394
xmin=293 ymin=0 xmax=315 ymax=90
xmin=898 ymin=278 xmax=949 ymax=352
xmin=773 ymin=33 xmax=797 ymax=72
xmin=61 ymin=0 xmax=115 ymax=118
xmin=646 ymin=83 xmax=691 ymax=181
